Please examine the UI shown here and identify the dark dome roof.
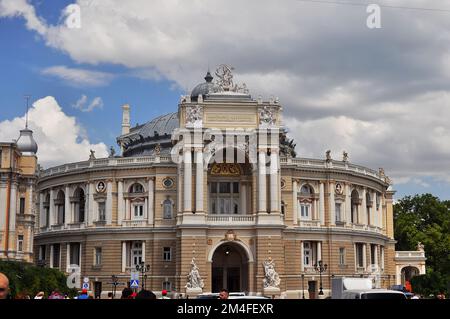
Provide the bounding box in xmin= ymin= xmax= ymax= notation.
xmin=191 ymin=71 xmax=220 ymax=100
xmin=120 ymin=112 xmax=178 ymax=157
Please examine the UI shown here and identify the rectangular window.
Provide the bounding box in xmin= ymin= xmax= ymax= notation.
xmin=163 ymin=247 xmax=171 ymax=261
xmin=219 ymin=182 xmax=231 ymax=194
xmin=352 ymin=205 xmax=358 ymax=223
xmin=162 ymin=281 xmax=172 ymax=291
xmin=131 ymin=242 xmax=142 ymax=267
xmin=339 ymin=248 xmax=345 ymax=265
xmin=70 ymin=243 xmax=81 ymax=266
xmin=303 ymin=242 xmax=312 ymax=266
xmin=17 ymin=235 xmax=24 ymax=252
xmin=45 ymin=207 xmax=50 ymax=227
xmin=233 ymin=182 xmax=239 ymax=193
xmin=300 ymin=204 xmax=310 ymax=219
xmin=52 ymin=244 xmax=60 ymax=268
xmin=134 ymin=204 xmax=144 ymax=218
xmin=19 ymin=198 xmax=26 ymax=215
xmin=39 ymin=245 xmax=46 ymax=261
xmin=94 ymin=247 xmax=102 ymax=266
xmin=211 ymin=182 xmax=217 ymax=193
xmin=335 ymin=203 xmax=341 ymax=222
xmin=356 ymin=243 xmax=364 ymax=268
xmin=367 ymin=206 xmax=371 ymax=225
xmin=370 ymin=244 xmax=376 ymax=265
xmin=98 ymin=202 xmax=106 ymax=221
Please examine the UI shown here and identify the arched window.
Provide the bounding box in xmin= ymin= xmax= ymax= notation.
xmin=351 ymin=190 xmax=359 ymax=224
xmin=298 ymin=184 xmax=314 ymax=220
xmin=73 ymin=188 xmax=85 ymax=223
xmin=163 ymin=198 xmax=173 ymax=219
xmin=55 ymin=190 xmax=65 ymax=225
xmin=130 ymin=183 xmax=144 ymax=194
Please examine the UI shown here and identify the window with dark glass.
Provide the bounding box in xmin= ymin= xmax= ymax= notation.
xmin=19 ymin=198 xmax=25 ymax=215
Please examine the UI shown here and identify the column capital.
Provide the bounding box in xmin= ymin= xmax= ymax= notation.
xmin=193 ymin=147 xmax=203 ymax=153
xmin=146 ymin=176 xmax=155 ymax=182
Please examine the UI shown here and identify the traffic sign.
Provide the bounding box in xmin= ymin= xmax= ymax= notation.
xmin=83 ymin=277 xmax=89 ymax=283
xmin=130 ymin=280 xmax=139 ymax=288
xmin=82 ymin=282 xmax=90 ymax=290
xmin=130 ymin=271 xmax=139 ymax=281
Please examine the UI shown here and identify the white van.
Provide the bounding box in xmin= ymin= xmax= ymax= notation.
xmin=341 ymin=289 xmax=406 ymax=299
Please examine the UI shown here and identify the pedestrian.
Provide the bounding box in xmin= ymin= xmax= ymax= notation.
xmin=219 ymin=288 xmax=229 ymax=300
xmin=159 ymin=289 xmax=170 ymax=299
xmin=437 ymin=291 xmax=446 ymax=299
xmin=77 ymin=289 xmax=89 ymax=300
xmin=0 ymin=273 xmax=9 ymax=299
xmin=107 ymin=292 xmax=113 ymax=299
xmin=121 ymin=287 xmax=133 ymax=299
xmin=135 ymin=289 xmax=156 ymax=300
xmin=34 ymin=291 xmax=45 ymax=299
xmin=48 ymin=289 xmax=64 ymax=299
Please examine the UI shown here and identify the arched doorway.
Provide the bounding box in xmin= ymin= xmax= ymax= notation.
xmin=401 ymin=266 xmax=420 ymax=287
xmin=211 ymin=243 xmax=249 ymax=293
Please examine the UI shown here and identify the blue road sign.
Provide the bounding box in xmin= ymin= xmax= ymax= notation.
xmin=82 ymin=282 xmax=90 ymax=290
xmin=130 ymin=279 xmax=139 ymax=288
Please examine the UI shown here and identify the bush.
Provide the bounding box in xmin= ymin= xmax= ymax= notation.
xmin=0 ymin=260 xmax=77 ymax=298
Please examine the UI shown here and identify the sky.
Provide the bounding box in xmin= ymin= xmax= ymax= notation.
xmin=0 ymin=0 xmax=450 ymax=200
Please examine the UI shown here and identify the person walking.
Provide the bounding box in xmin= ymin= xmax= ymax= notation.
xmin=160 ymin=289 xmax=170 ymax=299
xmin=219 ymin=289 xmax=229 ymax=300
xmin=77 ymin=289 xmax=89 ymax=299
xmin=34 ymin=291 xmax=45 ymax=299
xmin=0 ymin=273 xmax=9 ymax=299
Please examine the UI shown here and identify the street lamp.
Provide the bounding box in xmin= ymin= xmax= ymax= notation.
xmin=301 ymin=274 xmax=305 ymax=299
xmin=111 ymin=275 xmax=118 ymax=299
xmin=136 ymin=262 xmax=150 ymax=290
xmin=314 ymin=260 xmax=328 ymax=296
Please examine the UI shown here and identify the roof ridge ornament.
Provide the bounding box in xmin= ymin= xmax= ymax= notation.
xmin=214 ymin=64 xmax=249 ymax=94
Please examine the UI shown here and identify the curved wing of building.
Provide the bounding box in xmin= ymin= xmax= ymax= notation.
xmin=33 ymin=66 xmax=404 ymax=298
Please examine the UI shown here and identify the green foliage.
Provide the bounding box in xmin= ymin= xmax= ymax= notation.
xmin=394 ymin=194 xmax=450 ymax=295
xmin=0 ymin=260 xmax=77 ymax=298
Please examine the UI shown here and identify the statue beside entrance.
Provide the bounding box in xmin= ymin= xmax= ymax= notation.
xmin=185 ymin=257 xmax=204 ymax=297
xmin=262 ymin=257 xmax=281 ymax=298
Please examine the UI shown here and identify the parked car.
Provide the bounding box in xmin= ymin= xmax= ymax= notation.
xmin=342 ymin=289 xmax=407 ymax=299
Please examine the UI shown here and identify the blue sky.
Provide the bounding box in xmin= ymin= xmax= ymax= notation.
xmin=1 ymin=0 xmax=450 ymax=201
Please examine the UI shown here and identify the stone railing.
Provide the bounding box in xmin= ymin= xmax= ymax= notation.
xmin=395 ymin=251 xmax=426 ymax=259
xmin=280 ymin=157 xmax=386 ymax=183
xmin=122 ymin=219 xmax=147 ymax=227
xmin=206 ymin=214 xmax=255 ymax=225
xmin=40 ymin=156 xmax=174 ymax=178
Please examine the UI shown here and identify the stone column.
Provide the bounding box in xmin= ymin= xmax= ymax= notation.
xmin=49 ymin=189 xmax=54 ymax=226
xmin=195 ymin=149 xmax=204 ymax=213
xmin=106 ymin=181 xmax=113 ymax=225
xmin=329 ymin=182 xmax=335 ymax=225
xmin=142 ymin=241 xmax=146 ymax=263
xmin=317 ymin=241 xmax=322 ymax=262
xmin=361 ymin=188 xmax=367 ymax=225
xmin=122 ymin=242 xmax=127 ymax=272
xmin=183 ymin=148 xmax=192 ymax=212
xmin=300 ymin=241 xmax=304 ymax=272
xmin=39 ymin=192 xmax=44 ymax=228
xmin=319 ymin=182 xmax=325 ymax=224
xmin=65 ymin=185 xmax=70 ymax=227
xmin=148 ymin=178 xmax=154 ymax=225
xmin=117 ymin=180 xmax=124 ymax=225
xmin=269 ymin=150 xmax=279 ymax=213
xmin=345 ymin=184 xmax=351 ymax=225
xmin=66 ymin=243 xmax=70 ymax=271
xmin=258 ymin=150 xmax=267 ymax=212
xmin=374 ymin=245 xmax=379 ymax=266
xmin=88 ymin=183 xmax=95 ymax=225
xmin=240 ymin=183 xmax=247 ymax=214
xmin=292 ymin=179 xmax=298 ymax=225
xmin=363 ymin=244 xmax=367 ymax=269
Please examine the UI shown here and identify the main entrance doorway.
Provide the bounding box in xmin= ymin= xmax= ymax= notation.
xmin=211 ymin=243 xmax=249 ymax=293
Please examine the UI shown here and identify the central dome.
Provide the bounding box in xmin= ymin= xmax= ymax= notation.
xmin=190 ymin=71 xmax=220 ymax=101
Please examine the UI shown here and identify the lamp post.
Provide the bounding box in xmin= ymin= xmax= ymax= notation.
xmin=301 ymin=274 xmax=305 ymax=299
xmin=314 ymin=260 xmax=328 ymax=296
xmin=111 ymin=275 xmax=118 ymax=299
xmin=136 ymin=262 xmax=150 ymax=290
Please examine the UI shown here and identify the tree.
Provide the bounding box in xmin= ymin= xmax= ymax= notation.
xmin=394 ymin=194 xmax=450 ymax=295
xmin=0 ymin=260 xmax=77 ymax=298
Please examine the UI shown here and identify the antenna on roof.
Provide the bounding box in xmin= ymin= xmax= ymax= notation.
xmin=24 ymin=94 xmax=31 ymax=129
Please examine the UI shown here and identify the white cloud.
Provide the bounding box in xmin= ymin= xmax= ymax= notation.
xmin=3 ymin=0 xmax=450 ymax=190
xmin=41 ymin=65 xmax=114 ymax=87
xmin=0 ymin=96 xmax=108 ymax=168
xmin=73 ymin=94 xmax=104 ymax=112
